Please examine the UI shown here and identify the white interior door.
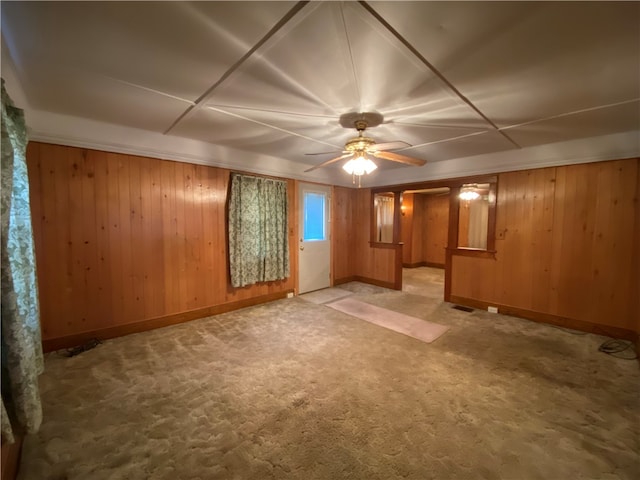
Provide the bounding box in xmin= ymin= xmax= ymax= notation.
xmin=298 ymin=183 xmax=331 ymax=294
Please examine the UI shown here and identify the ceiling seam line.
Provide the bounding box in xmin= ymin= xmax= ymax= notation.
xmin=340 ymin=3 xmax=363 ymax=112
xmin=163 ymin=0 xmax=311 ymax=135
xmin=498 ymin=97 xmax=640 ymax=131
xmin=205 ymin=106 xmax=342 ymax=149
xmin=206 ymin=104 xmax=338 ymax=118
xmin=357 ymin=0 xmax=522 ymax=150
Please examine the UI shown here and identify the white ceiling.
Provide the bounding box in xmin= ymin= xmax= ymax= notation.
xmin=2 ymin=1 xmax=638 ymax=187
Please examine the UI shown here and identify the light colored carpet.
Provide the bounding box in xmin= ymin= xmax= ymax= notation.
xmin=403 ymin=266 xmax=444 ymax=299
xmin=18 ymin=283 xmax=640 ymax=480
xmin=299 ymin=287 xmax=352 ymax=304
xmin=326 ymin=297 xmax=449 ymax=344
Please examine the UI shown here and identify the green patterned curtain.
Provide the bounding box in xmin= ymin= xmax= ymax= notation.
xmin=1 ymin=79 xmax=44 ymax=443
xmin=228 ymin=173 xmax=289 ymax=288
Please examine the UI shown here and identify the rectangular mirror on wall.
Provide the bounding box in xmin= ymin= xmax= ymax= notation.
xmin=374 ymin=192 xmax=395 ymax=243
xmin=457 ymin=183 xmax=493 ymax=250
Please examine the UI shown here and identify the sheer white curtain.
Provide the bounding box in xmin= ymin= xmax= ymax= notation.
xmin=376 ymin=196 xmax=394 ymax=243
xmin=468 ymin=199 xmax=488 ymax=249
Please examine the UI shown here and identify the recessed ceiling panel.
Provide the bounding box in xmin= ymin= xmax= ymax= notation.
xmin=1 ymin=1 xmax=296 ymax=103
xmin=371 ymin=2 xmax=640 ymax=128
xmin=504 ymin=101 xmax=640 ymax=148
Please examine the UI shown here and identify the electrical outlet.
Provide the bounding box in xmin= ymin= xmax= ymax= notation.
xmin=287 ymin=292 xmax=294 ymax=298
xmin=487 ymin=306 xmax=498 ymax=313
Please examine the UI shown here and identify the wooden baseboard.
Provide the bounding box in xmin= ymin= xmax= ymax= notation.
xmin=333 ymin=276 xmax=357 ymax=286
xmin=334 ymin=275 xmax=397 ymax=290
xmin=42 ymin=290 xmax=293 ymax=352
xmin=1 ymin=436 xmax=22 ymax=480
xmin=450 ymin=295 xmax=637 ymax=341
xmin=402 ymin=262 xmax=445 ymax=269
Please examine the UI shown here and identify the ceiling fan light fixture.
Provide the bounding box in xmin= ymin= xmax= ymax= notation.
xmin=342 ymin=155 xmax=377 ymax=176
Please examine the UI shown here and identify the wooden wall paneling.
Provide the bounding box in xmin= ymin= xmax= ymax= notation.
xmin=147 ymin=158 xmax=165 ymax=318
xmin=548 ymin=166 xmax=567 ymax=316
xmin=216 ymin=169 xmax=229 ymax=303
xmin=529 ymin=167 xmax=556 ymax=312
xmin=65 ymin=150 xmax=85 ymax=333
xmin=194 ymin=166 xmax=208 ymax=306
xmin=173 ymin=162 xmax=188 ymax=311
xmin=494 ymin=171 xmax=518 ymax=305
xmin=104 ymin=153 xmax=122 ymax=327
xmin=512 ymin=170 xmax=535 ymax=309
xmin=127 ymin=155 xmax=146 ymax=323
xmin=116 ymin=154 xmax=136 ymax=322
xmin=201 ymin=167 xmax=216 ymax=302
xmin=79 ymin=150 xmax=101 ymax=331
xmin=91 ymin=151 xmax=113 ymax=327
xmin=452 ymin=159 xmax=638 ymax=335
xmin=573 ymin=164 xmax=599 ymax=324
xmin=554 ymin=164 xmax=592 ymax=322
xmin=159 ymin=159 xmax=176 ymax=314
xmin=410 ymin=194 xmax=424 ymax=264
xmin=604 ymin=160 xmax=637 ymax=327
xmin=332 ymin=186 xmax=354 ymax=281
xmin=591 ymin=161 xmax=617 ymax=325
xmin=28 ymin=143 xmax=298 ymax=346
xmin=400 ymin=193 xmax=413 ymax=264
xmin=182 ymin=164 xmax=198 ymax=310
xmin=423 ymin=193 xmax=449 ymax=266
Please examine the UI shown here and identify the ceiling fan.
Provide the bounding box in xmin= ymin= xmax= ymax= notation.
xmin=304 ymin=114 xmax=426 ymax=187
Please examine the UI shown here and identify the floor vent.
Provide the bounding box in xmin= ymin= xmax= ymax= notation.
xmin=452 ymin=305 xmax=474 ymax=313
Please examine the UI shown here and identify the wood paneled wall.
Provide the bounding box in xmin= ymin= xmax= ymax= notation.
xmin=332 ymin=186 xmax=355 ymax=281
xmin=27 ymin=142 xmax=296 ymax=345
xmin=422 ymin=193 xmax=449 ymax=266
xmin=451 ymin=158 xmax=639 ymax=335
xmin=332 ymin=188 xmax=398 ymax=288
xmin=400 ymin=193 xmax=414 ymax=264
xmin=400 ymin=193 xmax=449 ymax=267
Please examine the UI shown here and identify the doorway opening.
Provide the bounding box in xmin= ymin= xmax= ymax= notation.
xmin=400 ymin=187 xmax=450 ymax=300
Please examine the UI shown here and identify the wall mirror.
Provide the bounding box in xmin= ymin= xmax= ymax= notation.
xmin=457 ymin=183 xmax=494 ymax=250
xmin=373 ymin=192 xmax=395 ymax=243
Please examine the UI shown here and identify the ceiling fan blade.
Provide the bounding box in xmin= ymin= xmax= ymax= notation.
xmin=305 ymin=150 xmax=345 ymax=156
xmin=372 ymin=150 xmax=426 ymax=167
xmin=304 ymin=153 xmax=353 ymax=173
xmin=368 ymin=141 xmax=411 ymax=151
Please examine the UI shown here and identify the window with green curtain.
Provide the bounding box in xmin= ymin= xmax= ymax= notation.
xmin=228 ymin=173 xmax=289 ymax=288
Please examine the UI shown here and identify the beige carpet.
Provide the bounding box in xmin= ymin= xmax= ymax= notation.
xmin=299 ymin=287 xmax=353 ymax=304
xmin=326 ymin=297 xmax=449 ymax=343
xmin=18 ymin=283 xmax=640 ymax=480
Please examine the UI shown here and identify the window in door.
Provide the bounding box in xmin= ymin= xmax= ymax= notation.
xmin=303 ymin=191 xmax=326 ymax=241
